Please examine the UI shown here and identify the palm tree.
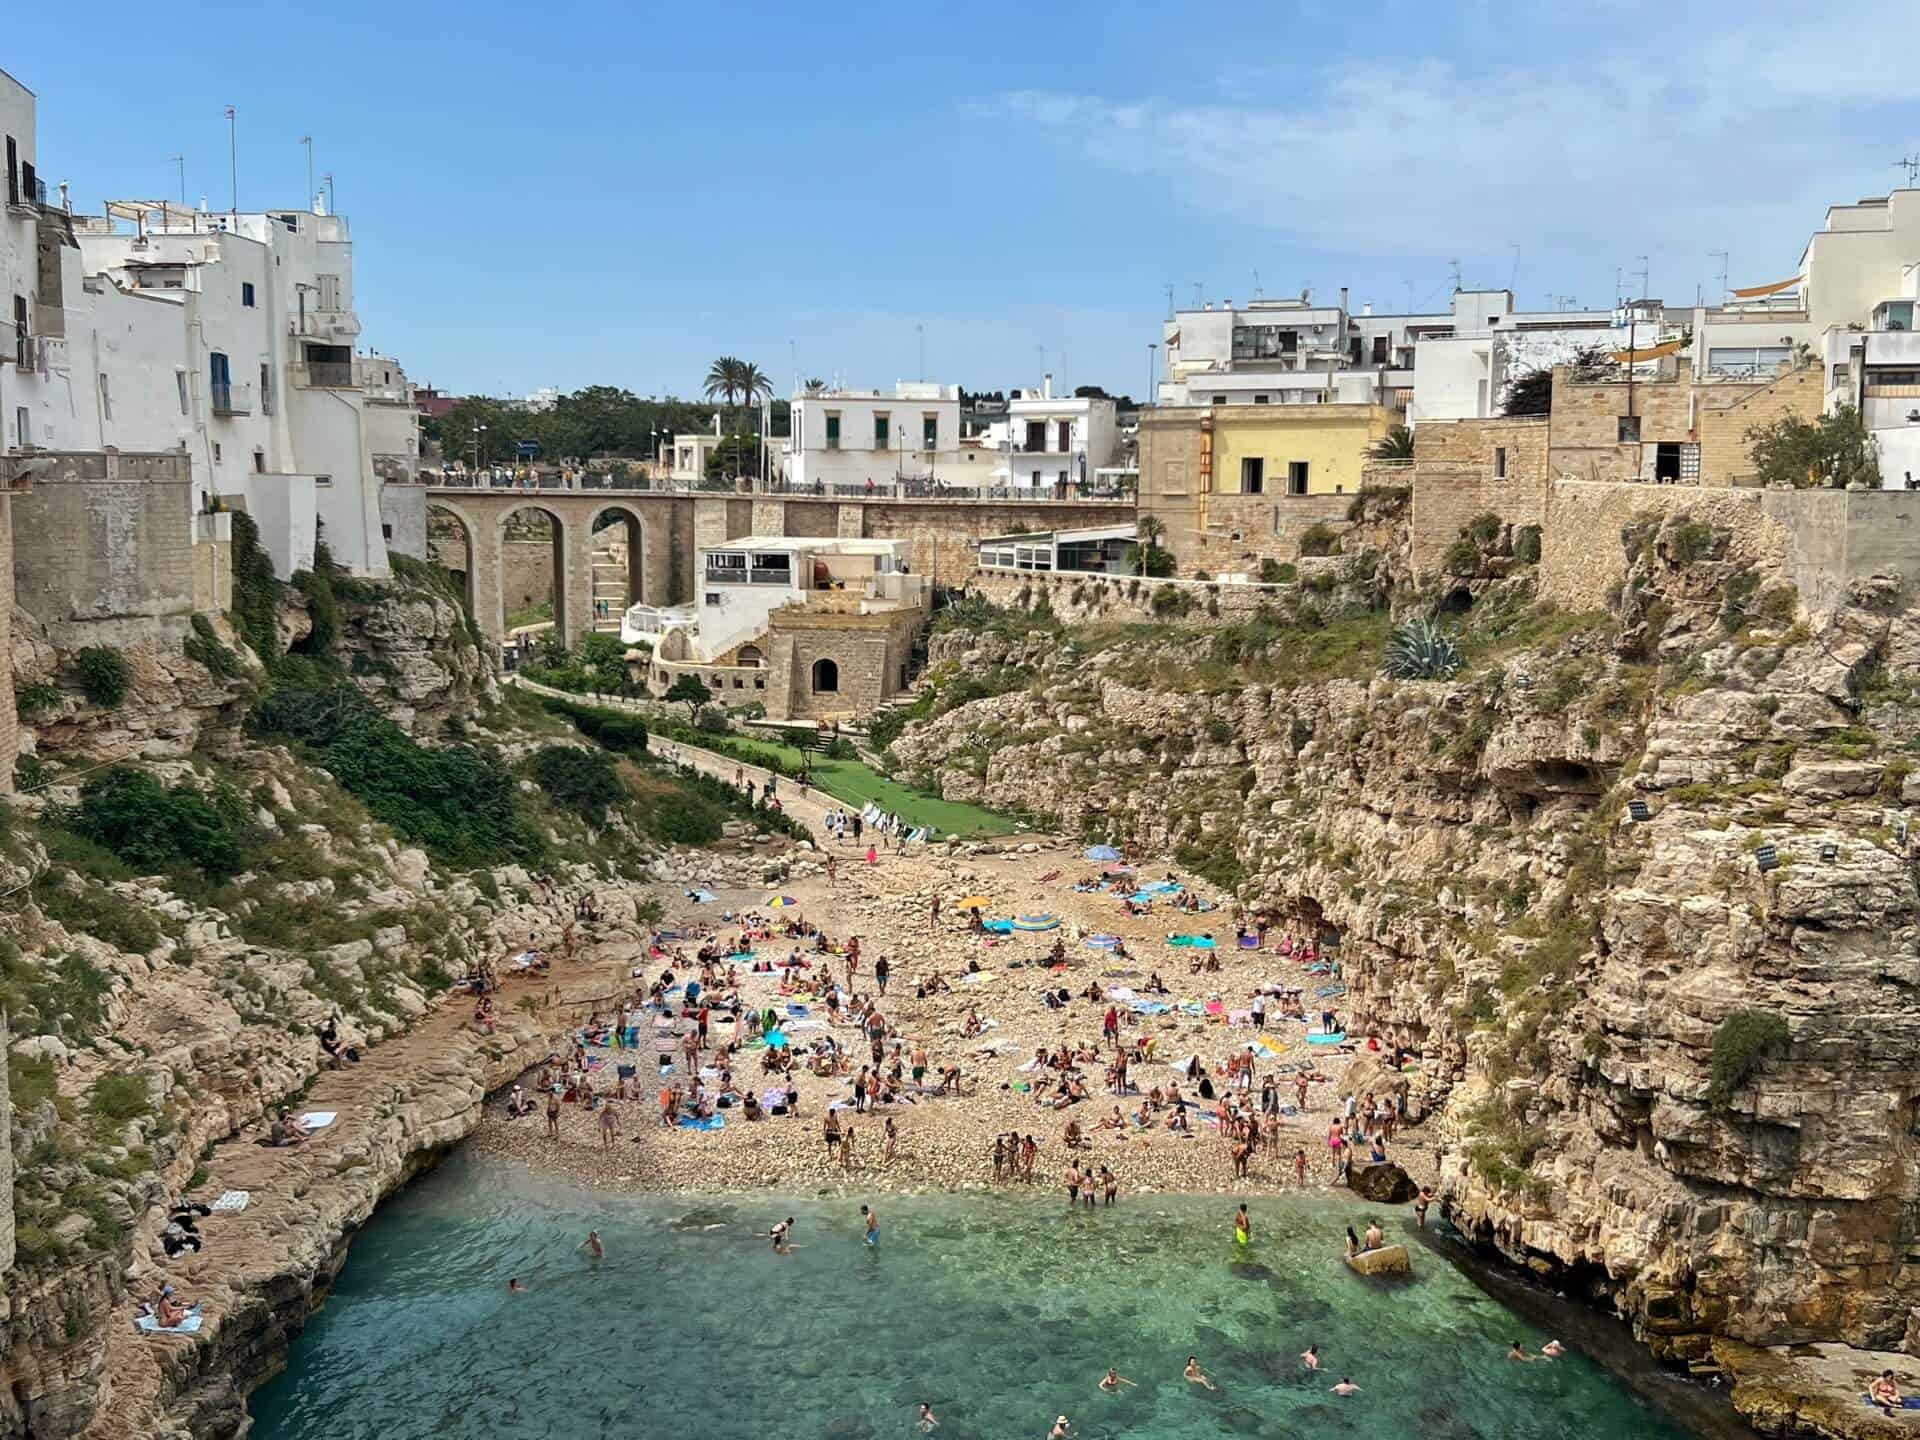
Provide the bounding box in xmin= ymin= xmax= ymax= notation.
xmin=1369 ymin=423 xmax=1415 ymax=460
xmin=704 ymin=357 xmax=745 ymax=406
xmin=737 ymin=361 xmax=773 ymax=406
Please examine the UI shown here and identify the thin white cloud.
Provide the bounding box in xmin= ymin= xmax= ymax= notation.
xmin=980 ymin=4 xmax=1918 ymax=283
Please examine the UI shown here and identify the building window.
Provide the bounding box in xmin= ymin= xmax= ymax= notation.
xmin=812 ymin=658 xmax=839 ymax=693
xmin=1210 ymin=394 xmax=1227 ymax=405
xmin=260 ymin=362 xmax=274 ymax=416
xmin=12 ymin=294 xmax=29 ymax=366
xmin=14 ymin=406 xmax=27 ymax=445
xmin=1253 ymin=394 xmax=1270 ymax=404
xmin=1493 ymin=447 xmax=1507 ymax=480
xmin=315 ymin=473 xmax=333 ymax=486
xmin=213 ymin=442 xmax=222 ymax=463
xmin=1287 ymin=461 xmax=1309 ymax=495
xmin=1025 ymin=420 xmax=1046 ymax=452
xmin=825 ymin=412 xmax=841 ymax=450
xmin=210 ymin=351 xmax=233 ymax=412
xmin=924 ymin=414 xmax=939 ymax=450
xmin=98 ymin=373 xmax=113 ymax=421
xmin=382 ymin=523 xmax=393 ymax=539
xmin=1617 ymin=415 xmax=1641 ymax=443
xmin=1371 ymin=336 xmax=1389 ymax=365
xmin=254 ymin=449 xmax=266 ymax=473
xmin=873 ymin=412 xmax=889 ymax=449
xmin=1056 ymin=420 xmax=1071 ymax=452
xmin=241 ymin=281 xmax=256 ymax=308
xmin=177 ymin=371 xmax=190 ymax=415
xmin=1240 ymin=457 xmax=1264 ymax=494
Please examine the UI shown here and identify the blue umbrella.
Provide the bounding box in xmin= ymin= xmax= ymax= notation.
xmin=1085 ymin=934 xmax=1122 ymax=950
xmin=1085 ymin=845 xmax=1122 ymax=862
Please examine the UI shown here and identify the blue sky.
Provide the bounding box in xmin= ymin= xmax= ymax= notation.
xmin=11 ymin=1 xmax=1917 ymax=400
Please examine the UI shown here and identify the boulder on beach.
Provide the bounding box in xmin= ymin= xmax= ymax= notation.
xmin=1345 ymin=1243 xmax=1411 ymax=1276
xmin=1347 ymin=1160 xmax=1418 ymax=1204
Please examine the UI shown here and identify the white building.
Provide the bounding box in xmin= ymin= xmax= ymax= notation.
xmin=785 ymin=383 xmax=1000 ymax=491
xmin=985 ymin=378 xmax=1119 ymax=493
xmin=361 ymin=351 xmax=420 ymax=482
xmin=2 ymin=65 xmax=398 ymax=582
xmin=621 ymin=535 xmax=916 ymax=662
xmin=1159 ymin=288 xmax=1423 ymax=411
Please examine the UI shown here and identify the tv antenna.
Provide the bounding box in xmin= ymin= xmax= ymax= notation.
xmin=1164 ymin=284 xmax=1175 ymax=318
xmin=1709 ymin=251 xmax=1729 ymax=305
xmin=1897 ymin=154 xmax=1920 ymax=186
xmin=1252 ymin=269 xmax=1262 ymax=300
xmin=1447 ymin=258 xmax=1462 ymax=292
xmin=1191 ymin=282 xmax=1203 ymax=308
xmin=1553 ymin=294 xmax=1578 ymax=312
xmin=1635 ymin=255 xmax=1650 ymax=302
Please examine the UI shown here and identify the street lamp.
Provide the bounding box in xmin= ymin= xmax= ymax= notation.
xmin=897 ymin=422 xmax=905 ymax=491
xmin=471 ymin=423 xmax=487 ymax=477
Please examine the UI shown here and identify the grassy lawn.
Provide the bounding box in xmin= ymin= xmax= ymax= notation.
xmin=690 ymin=729 xmax=1020 ymax=838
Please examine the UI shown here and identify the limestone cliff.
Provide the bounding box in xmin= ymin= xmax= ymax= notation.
xmin=892 ymin=513 xmax=1920 ymax=1382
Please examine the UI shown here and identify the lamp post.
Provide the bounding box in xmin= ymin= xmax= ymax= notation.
xmin=1147 ymin=342 xmax=1157 ymax=405
xmin=897 ymin=423 xmax=905 ymax=494
xmin=471 ymin=422 xmax=487 ymax=477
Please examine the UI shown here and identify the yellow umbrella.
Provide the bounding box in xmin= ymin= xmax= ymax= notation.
xmin=953 ymin=895 xmax=991 ymax=911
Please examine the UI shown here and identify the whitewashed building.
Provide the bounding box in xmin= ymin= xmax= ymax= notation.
xmin=988 ymin=378 xmax=1120 ymax=493
xmin=785 ymin=383 xmax=1000 ymax=491
xmin=361 ymin=351 xmax=420 ymax=482
xmin=1159 ymin=288 xmax=1423 ymax=411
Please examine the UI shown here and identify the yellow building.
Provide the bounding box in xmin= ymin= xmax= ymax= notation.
xmin=1137 ymin=403 xmax=1399 ymax=574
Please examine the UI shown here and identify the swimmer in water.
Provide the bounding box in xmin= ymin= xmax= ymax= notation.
xmin=861 ymin=1203 xmax=879 ymax=1246
xmin=770 ymin=1217 xmax=794 ymax=1253
xmin=1541 ymin=1340 xmax=1565 ymax=1359
xmin=1234 ymin=1203 xmax=1251 ymax=1245
xmin=1331 ymin=1378 xmax=1360 ymax=1396
xmin=1184 ymin=1355 xmax=1216 ymax=1390
xmin=1099 ymin=1368 xmax=1137 ymax=1392
xmin=507 ymin=1277 xmax=525 ymax=1293
xmin=1049 ymin=1417 xmax=1072 ymax=1439
xmin=1300 ymin=1345 xmax=1320 ymax=1371
xmin=918 ymin=1402 xmax=939 ymax=1431
xmin=580 ymin=1230 xmax=604 ymax=1260
xmin=1506 ymin=1340 xmax=1533 ymax=1362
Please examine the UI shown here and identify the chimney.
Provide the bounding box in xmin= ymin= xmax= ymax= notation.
xmin=1339 ymin=287 xmax=1349 ymax=313
xmin=1043 ymin=373 xmax=1053 ymax=399
xmin=1362 ymin=303 xmax=1373 ymax=316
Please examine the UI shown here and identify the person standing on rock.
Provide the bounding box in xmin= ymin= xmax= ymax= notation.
xmin=546 ymin=1089 xmax=562 ymax=1139
xmin=875 ymin=955 xmax=890 ymax=995
xmin=599 ymin=1101 xmax=621 ymax=1148
xmin=1414 ymin=1186 xmax=1434 ymax=1229
xmin=1295 ymin=1074 xmax=1310 ymax=1113
xmin=770 ymin=1217 xmax=794 ymax=1254
xmin=1294 ymin=1147 xmax=1308 ymax=1187
xmin=826 ymin=855 xmax=838 ymax=887
xmin=929 ymin=895 xmax=942 ymax=932
xmin=884 ymin=1115 xmax=898 ymax=1164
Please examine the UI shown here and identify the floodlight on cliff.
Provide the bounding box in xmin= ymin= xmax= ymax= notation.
xmin=1511 ymin=671 xmax=1533 ymax=692
xmin=1627 ymin=799 xmax=1651 ymax=822
xmin=1754 ymin=844 xmax=1780 ymax=872
xmin=1820 ymin=843 xmax=1838 ymax=862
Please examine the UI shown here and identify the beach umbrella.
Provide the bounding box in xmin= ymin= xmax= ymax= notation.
xmin=1013 ymin=914 xmax=1060 ymax=932
xmin=954 ymin=895 xmax=991 ymax=911
xmin=1085 ymin=845 xmax=1122 ymax=862
xmin=1085 ymin=934 xmax=1122 ymax=950
xmin=767 ymin=895 xmax=800 ymax=908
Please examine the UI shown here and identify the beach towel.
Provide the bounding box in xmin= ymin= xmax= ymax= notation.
xmin=1228 ymin=1009 xmax=1252 ymax=1025
xmin=759 ymin=1086 xmax=789 ymax=1111
xmin=765 ymin=1030 xmax=790 ymax=1049
xmin=137 ymin=1308 xmax=204 ymax=1335
xmin=1306 ymin=1032 xmax=1347 ymax=1046
xmin=1238 ymin=936 xmax=1260 ymax=949
xmin=1861 ymin=1396 xmax=1920 ymax=1410
xmin=1106 ymin=986 xmax=1138 ymax=1002
xmin=1203 ymin=999 xmax=1225 ymax=1017
xmin=300 ymin=1112 xmax=337 ymax=1130
xmin=1316 ymin=984 xmax=1347 ymax=998
xmin=1167 ymin=934 xmax=1214 ymax=949
xmin=960 ymin=971 xmax=997 ymax=986
xmin=209 ymin=1191 xmax=250 ymax=1214
xmin=678 ymin=1114 xmax=726 ymax=1132
xmin=981 ymin=919 xmax=1014 ymax=935
xmin=1016 ymin=1056 xmax=1045 ymax=1073
xmin=687 ymin=889 xmax=716 ymax=903
xmin=1138 ymin=880 xmax=1183 ymax=897
xmin=1129 ymin=1000 xmax=1171 ymax=1016
xmin=785 ymin=1003 xmax=811 ymax=1017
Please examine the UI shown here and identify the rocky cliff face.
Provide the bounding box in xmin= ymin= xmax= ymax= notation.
xmin=893 ymin=513 xmax=1920 ymax=1374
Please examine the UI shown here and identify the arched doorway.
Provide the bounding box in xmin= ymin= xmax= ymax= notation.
xmin=426 ymin=503 xmax=476 ymax=612
xmin=736 ymin=643 xmax=766 ymax=668
xmin=499 ymin=504 xmax=566 ymax=649
xmin=811 ymin=658 xmax=839 ymax=693
xmin=590 ymin=504 xmax=644 ymax=635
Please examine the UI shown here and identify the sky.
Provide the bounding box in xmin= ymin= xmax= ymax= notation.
xmin=10 ymin=1 xmax=1918 ymax=401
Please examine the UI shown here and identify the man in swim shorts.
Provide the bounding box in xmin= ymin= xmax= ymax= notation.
xmin=861 ymin=1203 xmax=879 ymax=1246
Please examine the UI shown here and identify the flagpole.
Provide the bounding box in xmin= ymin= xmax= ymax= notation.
xmin=225 ymin=106 xmax=237 ymax=217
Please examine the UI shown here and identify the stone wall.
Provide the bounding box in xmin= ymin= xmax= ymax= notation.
xmin=0 ymin=494 xmax=15 ymax=795
xmin=1548 ymin=364 xmax=1823 ymax=486
xmin=10 ymin=452 xmax=196 ymax=649
xmin=1409 ymin=416 xmax=1551 ymax=572
xmin=1538 ymin=480 xmax=1789 ymax=610
xmin=1759 ymin=488 xmax=1920 ymax=612
xmin=969 ymin=564 xmax=1340 ymax=624
xmin=1695 ymin=367 xmax=1824 ymax=487
xmin=378 ymin=483 xmax=427 ymax=562
xmin=0 ymin=1011 xmax=11 ymax=1272
xmin=765 ymin=607 xmax=921 ymax=721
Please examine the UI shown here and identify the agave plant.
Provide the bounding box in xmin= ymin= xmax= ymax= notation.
xmin=1382 ymin=617 xmax=1463 ymax=681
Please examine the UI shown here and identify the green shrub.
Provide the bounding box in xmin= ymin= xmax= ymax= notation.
xmin=1708 ymin=1010 xmax=1789 ymax=1107
xmin=88 ymin=1072 xmax=153 ymax=1123
xmin=183 ymin=614 xmax=243 ymax=678
xmin=1666 ymin=519 xmax=1718 ymax=566
xmin=1298 ymin=524 xmax=1340 ymax=558
xmin=1442 ymin=537 xmax=1481 ymax=577
xmin=1466 ymin=512 xmax=1502 ymax=547
xmin=866 ymin=708 xmax=909 ymax=752
xmin=1513 ymin=525 xmax=1542 ymax=565
xmin=1149 ymin=586 xmax=1195 ymax=618
xmin=39 ymin=884 xmax=165 ymax=956
xmin=528 ymin=745 xmax=624 ymax=822
xmin=69 ymin=768 xmax=246 ymax=880
xmin=0 ymin=944 xmax=117 ymax=1037
xmin=75 ymin=648 xmax=131 ymax=707
xmin=538 ymin=696 xmax=649 ymax=755
xmin=15 ymin=683 xmax=61 ymax=717
xmin=229 ymin=511 xmax=285 ymax=661
xmin=1258 ymin=559 xmax=1297 ymax=584
xmin=693 ymin=705 xmax=730 ymax=734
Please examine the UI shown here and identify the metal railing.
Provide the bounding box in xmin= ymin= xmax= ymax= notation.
xmin=294 ymin=360 xmax=356 ymax=388
xmin=417 ymin=473 xmax=1135 ymax=502
xmin=210 ymin=381 xmax=253 ymax=416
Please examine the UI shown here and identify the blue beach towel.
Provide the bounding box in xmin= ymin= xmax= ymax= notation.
xmin=678 ymin=1114 xmax=725 ymax=1132
xmin=1306 ymin=1032 xmax=1348 ymax=1046
xmin=1316 ymin=984 xmax=1347 ymax=998
xmin=137 ymin=1308 xmax=204 ymax=1335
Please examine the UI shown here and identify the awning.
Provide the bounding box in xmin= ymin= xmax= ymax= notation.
xmin=1608 ymin=339 xmax=1685 ymax=364
xmin=1729 ymin=277 xmax=1801 ymax=299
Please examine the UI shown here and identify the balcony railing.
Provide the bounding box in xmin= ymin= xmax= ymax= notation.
xmin=293 ymin=361 xmax=356 ymax=389
xmin=211 ymin=381 xmax=254 ymax=416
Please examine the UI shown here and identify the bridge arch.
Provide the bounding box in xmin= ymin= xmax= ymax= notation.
xmin=425 ymin=500 xmax=478 ymax=614
xmin=589 ymin=501 xmax=647 ymax=632
xmin=498 ymin=502 xmax=568 ymax=650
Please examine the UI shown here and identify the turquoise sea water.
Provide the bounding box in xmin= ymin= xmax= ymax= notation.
xmin=249 ymin=1153 xmax=1699 ymax=1440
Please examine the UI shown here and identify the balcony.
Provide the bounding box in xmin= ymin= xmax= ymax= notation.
xmin=287 ymin=309 xmax=362 ymax=342
xmin=211 ymin=381 xmax=254 ymax=416
xmin=293 ymin=361 xmax=357 ymax=389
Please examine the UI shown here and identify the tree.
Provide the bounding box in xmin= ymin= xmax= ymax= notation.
xmin=576 ymin=633 xmax=632 ymax=695
xmin=1746 ymin=405 xmax=1881 ymax=490
xmin=704 ymin=357 xmax=746 ymax=406
xmin=737 ymin=361 xmax=774 ymax=407
xmin=664 ymin=674 xmax=712 ymax=717
xmin=1128 ymin=515 xmax=1177 ymax=577
xmin=1369 ymin=423 xmax=1415 ymax=460
xmin=1503 ymin=367 xmax=1553 ymax=416
xmin=704 ymin=432 xmax=762 ymax=481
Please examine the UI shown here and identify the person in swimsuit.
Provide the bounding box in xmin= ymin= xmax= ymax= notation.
xmin=507 ymin=1277 xmax=525 ymax=1293
xmin=1541 ymin=1340 xmax=1565 ymax=1359
xmin=1099 ymin=1369 xmax=1136 ymax=1392
xmin=1506 ymin=1341 xmax=1533 ymax=1362
xmin=1300 ymin=1345 xmax=1319 ymax=1371
xmin=1871 ymin=1371 xmax=1903 ymax=1412
xmin=1331 ymin=1379 xmax=1360 ymax=1397
xmin=1049 ymin=1417 xmax=1072 ymax=1439
xmin=1414 ymin=1185 xmax=1433 ymax=1228
xmin=1234 ymin=1203 xmax=1251 ymax=1246
xmin=580 ymin=1230 xmax=604 ymax=1261
xmin=545 ymin=1090 xmax=562 ymax=1138
xmin=1184 ymin=1356 xmax=1216 ymax=1390
xmin=770 ymin=1217 xmax=794 ymax=1253
xmin=861 ymin=1203 xmax=879 ymax=1246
